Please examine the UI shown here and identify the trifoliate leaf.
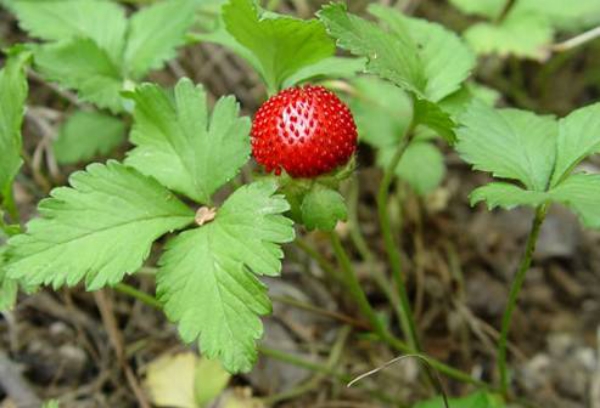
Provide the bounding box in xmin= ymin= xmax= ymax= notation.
xmin=470 ymin=182 xmax=550 ymax=210
xmin=319 ymin=3 xmax=426 ymax=97
xmin=34 ymin=39 xmax=125 ymax=113
xmin=448 ymin=0 xmax=505 ymax=19
xmin=301 ymin=186 xmax=347 ymax=231
xmin=223 ymin=0 xmax=335 ymax=93
xmin=457 ymin=100 xmax=557 ymax=191
xmin=379 ymin=142 xmax=446 ymax=195
xmin=550 ymin=174 xmax=600 ymax=228
xmin=464 ymin=12 xmax=553 ymax=60
xmin=53 ymin=111 xmax=126 ymax=165
xmin=0 ymin=49 xmax=29 ymax=206
xmin=415 ymin=390 xmax=505 ymax=408
xmin=6 ymin=161 xmax=194 ymax=290
xmin=282 ymin=57 xmax=366 ymax=88
xmin=350 ymin=76 xmax=413 ymax=149
xmin=11 ymin=0 xmax=128 ymax=65
xmin=126 ymin=78 xmax=251 ymax=204
xmin=156 ymin=181 xmax=294 ymax=373
xmin=0 ymin=247 xmax=18 ymax=311
xmin=550 ymin=103 xmax=600 ymax=187
xmin=368 ymin=5 xmax=476 ymax=102
xmin=124 ymin=0 xmax=196 ymax=80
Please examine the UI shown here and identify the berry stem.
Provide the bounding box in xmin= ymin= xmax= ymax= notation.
xmin=497 ymin=204 xmax=548 ymax=396
xmin=376 ymin=122 xmax=421 ymax=352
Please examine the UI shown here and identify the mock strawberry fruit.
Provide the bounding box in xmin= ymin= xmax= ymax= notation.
xmin=251 ymin=85 xmax=358 ymax=178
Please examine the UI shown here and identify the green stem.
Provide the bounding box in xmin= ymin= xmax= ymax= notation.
xmin=497 ymin=204 xmax=548 ymax=395
xmin=329 ymin=232 xmax=411 ymax=353
xmin=376 ymin=126 xmax=421 ymax=351
xmin=348 ymin=178 xmax=406 ymax=328
xmin=113 ymin=283 xmax=163 ymax=310
xmin=1 ymin=184 xmax=19 ymax=223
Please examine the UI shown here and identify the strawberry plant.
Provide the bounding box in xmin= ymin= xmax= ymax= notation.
xmin=1 ymin=0 xmax=599 ymax=406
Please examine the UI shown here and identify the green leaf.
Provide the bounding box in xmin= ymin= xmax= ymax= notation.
xmin=301 ymin=186 xmax=347 ymax=231
xmin=124 ymin=0 xmax=196 ymax=79
xmin=282 ymin=57 xmax=366 ymax=88
xmin=34 ymin=38 xmax=125 ymax=113
xmin=368 ymin=5 xmax=476 ymax=102
xmin=156 ymin=181 xmax=294 ymax=373
xmin=126 ymin=78 xmax=251 ymax=204
xmin=6 ymin=161 xmax=194 ymax=290
xmin=0 ymin=247 xmax=18 ymax=311
xmin=379 ymin=142 xmax=446 ymax=195
xmin=191 ymin=15 xmax=263 ymax=77
xmin=11 ymin=0 xmax=128 ymax=65
xmin=223 ymin=0 xmax=335 ymax=92
xmin=470 ymin=182 xmax=550 ymax=210
xmin=516 ymin=0 xmax=600 ymax=31
xmin=349 ymin=76 xmax=413 ymax=149
xmin=0 ymin=49 xmax=29 ymax=206
xmin=464 ymin=12 xmax=553 ymax=60
xmin=53 ymin=111 xmax=126 ymax=165
xmin=318 ymin=3 xmax=426 ymax=97
xmin=448 ymin=0 xmax=506 ymax=19
xmin=457 ymin=100 xmax=557 ymax=191
xmin=415 ymin=390 xmax=505 ymax=408
xmin=550 ymin=174 xmax=600 ymax=228
xmin=550 ymin=103 xmax=600 ymax=186
xmin=413 ymin=98 xmax=456 ymax=144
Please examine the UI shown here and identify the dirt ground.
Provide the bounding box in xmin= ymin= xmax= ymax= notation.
xmin=1 ymin=1 xmax=599 ymax=407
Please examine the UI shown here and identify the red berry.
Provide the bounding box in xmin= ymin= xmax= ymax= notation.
xmin=251 ymin=85 xmax=358 ymax=178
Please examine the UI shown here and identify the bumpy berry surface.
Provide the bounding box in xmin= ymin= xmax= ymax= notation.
xmin=251 ymin=85 xmax=358 ymax=178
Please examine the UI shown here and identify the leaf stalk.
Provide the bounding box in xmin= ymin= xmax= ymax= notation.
xmin=497 ymin=204 xmax=548 ymax=395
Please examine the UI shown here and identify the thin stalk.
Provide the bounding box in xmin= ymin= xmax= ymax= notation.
xmin=347 ymin=178 xmax=406 ymax=329
xmin=113 ymin=283 xmax=163 ymax=310
xmin=551 ymin=25 xmax=600 ymax=53
xmin=497 ymin=204 xmax=548 ymax=395
xmin=1 ymin=185 xmax=19 ymax=223
xmin=376 ymin=125 xmax=421 ymax=351
xmin=329 ymin=232 xmax=411 ymax=354
xmin=271 ymin=295 xmax=371 ymax=330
